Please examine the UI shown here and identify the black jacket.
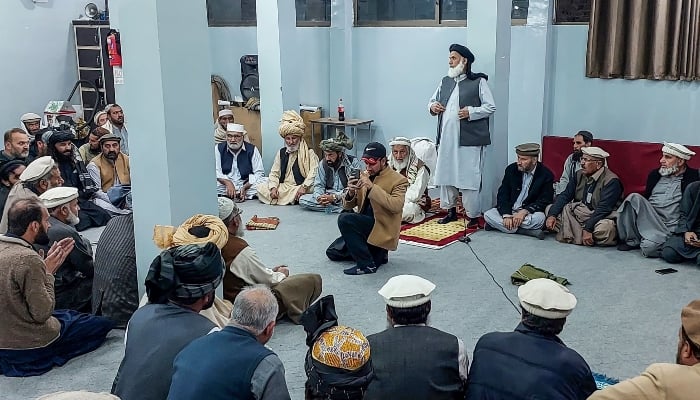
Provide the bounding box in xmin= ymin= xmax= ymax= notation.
xmin=465 ymin=323 xmax=597 ymax=400
xmin=644 ymin=167 xmax=699 ymax=199
xmin=496 ymin=162 xmax=554 ymax=216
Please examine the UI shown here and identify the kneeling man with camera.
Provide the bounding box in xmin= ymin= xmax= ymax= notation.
xmin=334 ymin=143 xmax=407 ymax=275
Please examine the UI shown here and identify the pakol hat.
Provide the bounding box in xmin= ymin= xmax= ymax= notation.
xmin=518 ymin=278 xmax=577 ymax=319
xmin=39 ymin=186 xmax=79 ymax=208
xmin=378 ymin=274 xmax=436 ymax=308
xmin=515 ymin=143 xmax=541 ymax=157
xmin=98 ymin=133 xmax=121 ymax=144
xmin=663 ymin=143 xmax=695 ymax=160
xmin=20 ymin=156 xmax=54 ymax=182
xmin=449 ymin=44 xmax=475 ymax=63
xmin=581 ymin=146 xmax=609 ymax=159
xmin=681 ymin=299 xmax=700 ymax=345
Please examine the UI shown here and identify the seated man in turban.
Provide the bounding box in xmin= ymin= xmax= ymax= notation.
xmin=545 ymin=146 xmax=623 ymax=246
xmin=257 ymin=110 xmax=319 ymax=205
xmin=214 ymin=108 xmax=235 ymax=144
xmin=301 ymin=295 xmax=373 ymax=400
xmin=661 ymin=181 xmax=700 ymax=265
xmin=466 ymin=279 xmax=596 ymax=399
xmin=218 ymin=197 xmax=322 ymax=323
xmin=484 ymin=143 xmax=554 ymax=239
xmin=388 ymin=137 xmax=431 ymax=224
xmin=617 ymin=143 xmax=698 ymax=257
xmin=299 ymin=131 xmax=361 ymax=213
xmin=112 ymin=242 xmax=224 ymax=400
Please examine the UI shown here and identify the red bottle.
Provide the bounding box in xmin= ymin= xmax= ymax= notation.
xmin=338 ymin=98 xmax=345 ymax=121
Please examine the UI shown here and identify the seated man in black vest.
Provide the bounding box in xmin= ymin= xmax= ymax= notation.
xmin=466 ymin=278 xmax=596 ymax=399
xmin=364 ymin=275 xmax=468 ymax=400
xmin=257 ymin=110 xmax=319 ymax=205
xmin=111 ymin=242 xmax=223 ymax=400
xmin=214 ymin=123 xmax=265 ymax=202
xmin=299 ymin=132 xmax=360 ymax=213
xmin=484 ymin=143 xmax=554 ymax=239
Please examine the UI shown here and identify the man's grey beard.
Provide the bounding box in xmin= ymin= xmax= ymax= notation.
xmin=228 ymin=142 xmax=243 ymax=151
xmin=390 ymin=158 xmax=409 ymax=171
xmin=67 ymin=211 xmax=80 ymax=226
xmin=286 ymin=144 xmax=299 ymax=153
xmin=447 ymin=62 xmax=465 ymax=78
xmin=235 ymin=224 xmax=245 ymax=238
xmin=660 ymin=165 xmax=679 ymax=176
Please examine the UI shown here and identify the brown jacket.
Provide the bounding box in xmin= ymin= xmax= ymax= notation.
xmin=588 ymin=363 xmax=700 ymax=400
xmin=91 ymin=153 xmax=131 ymax=192
xmin=343 ymin=166 xmax=408 ymax=250
xmin=0 ymin=235 xmax=61 ymax=349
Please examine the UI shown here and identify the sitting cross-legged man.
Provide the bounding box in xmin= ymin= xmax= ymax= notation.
xmin=215 ymin=123 xmax=266 ymax=202
xmin=218 ymin=197 xmax=322 ymax=323
xmin=661 ymin=181 xmax=700 ymax=265
xmin=545 ymin=146 xmax=623 ymax=246
xmin=111 ymin=242 xmax=223 ymax=400
xmin=364 ymin=275 xmax=468 ymax=400
xmin=333 ymin=142 xmax=408 ymax=275
xmin=299 ymin=131 xmax=360 ymax=213
xmin=617 ymin=143 xmax=698 ymax=256
xmin=0 ymin=198 xmax=113 ymax=377
xmin=387 ymin=137 xmax=431 ymax=224
xmin=484 ymin=143 xmax=554 ymax=239
xmin=38 ymin=187 xmax=94 ymax=313
xmin=86 ymin=134 xmax=132 ymax=213
xmin=465 ymin=278 xmax=596 ymax=399
xmin=257 ymin=110 xmax=319 ymax=205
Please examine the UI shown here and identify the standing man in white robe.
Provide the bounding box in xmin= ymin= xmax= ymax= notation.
xmin=429 ymin=44 xmax=496 ymax=228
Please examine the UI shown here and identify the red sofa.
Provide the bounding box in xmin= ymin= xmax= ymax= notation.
xmin=542 ymin=136 xmax=700 ymax=195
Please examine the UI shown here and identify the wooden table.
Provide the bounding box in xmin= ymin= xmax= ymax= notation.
xmin=309 ymin=118 xmax=374 ymax=156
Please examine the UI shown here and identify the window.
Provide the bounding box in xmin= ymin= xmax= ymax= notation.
xmin=511 ymin=0 xmax=529 ymax=23
xmin=206 ymin=0 xmax=331 ymax=27
xmin=554 ymin=0 xmax=591 ymax=24
xmin=355 ymin=1 xmax=530 ymax=26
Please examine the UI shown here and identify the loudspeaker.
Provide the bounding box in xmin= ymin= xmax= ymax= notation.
xmin=240 ymin=55 xmax=259 ymax=102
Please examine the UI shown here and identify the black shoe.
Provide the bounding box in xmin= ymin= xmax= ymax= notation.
xmin=484 ymin=223 xmax=495 ymax=231
xmin=467 ymin=218 xmax=480 ymax=230
xmin=617 ymin=242 xmax=640 ymax=251
xmin=438 ymin=208 xmax=458 ymax=224
xmin=343 ymin=264 xmax=378 ymax=275
xmin=516 ymin=228 xmax=545 ymax=240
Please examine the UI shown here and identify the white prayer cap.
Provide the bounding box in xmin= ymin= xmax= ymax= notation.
xmin=581 ymin=146 xmax=609 ymax=159
xmin=20 ymin=112 xmax=41 ymax=122
xmin=226 ymin=123 xmax=246 ymax=134
xmin=662 ymin=142 xmax=695 ymax=160
xmin=36 ymin=391 xmax=120 ymax=400
xmin=218 ymin=109 xmax=234 ymax=118
xmin=20 ymin=156 xmax=55 ymax=182
xmin=217 ymin=196 xmax=242 ymax=221
xmin=517 ymin=278 xmax=577 ymax=319
xmin=40 ymin=187 xmax=79 ymax=209
xmin=389 ymin=136 xmax=412 ymax=147
xmin=378 ymin=275 xmax=436 ymax=308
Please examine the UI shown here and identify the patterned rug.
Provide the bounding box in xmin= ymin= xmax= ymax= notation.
xmin=399 ymin=214 xmax=477 ymax=249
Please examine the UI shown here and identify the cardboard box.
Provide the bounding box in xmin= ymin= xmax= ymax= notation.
xmin=300 ymin=108 xmax=323 ymax=157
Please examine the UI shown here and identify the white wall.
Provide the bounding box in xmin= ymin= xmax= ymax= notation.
xmin=0 ymin=0 xmax=104 ymax=131
xmin=548 ymin=25 xmax=700 ymax=145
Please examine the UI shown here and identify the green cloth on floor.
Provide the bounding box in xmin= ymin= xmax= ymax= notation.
xmin=511 ymin=263 xmax=570 ymax=286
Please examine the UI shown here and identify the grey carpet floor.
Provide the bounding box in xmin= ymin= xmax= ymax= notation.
xmin=2 ymin=199 xmax=699 ymax=399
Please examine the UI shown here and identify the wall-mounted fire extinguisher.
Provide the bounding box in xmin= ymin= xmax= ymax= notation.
xmin=106 ymin=29 xmax=122 ymax=67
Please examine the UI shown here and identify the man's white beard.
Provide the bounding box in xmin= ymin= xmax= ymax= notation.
xmin=235 ymin=224 xmax=245 ymax=238
xmin=67 ymin=211 xmax=80 ymax=227
xmin=286 ymin=144 xmax=299 ymax=153
xmin=228 ymin=142 xmax=243 ymax=151
xmin=447 ymin=62 xmax=465 ymax=78
xmin=391 ymin=158 xmax=409 ymax=171
xmin=660 ymin=165 xmax=679 ymax=176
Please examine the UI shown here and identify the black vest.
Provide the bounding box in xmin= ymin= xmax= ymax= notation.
xmin=322 ymin=155 xmax=355 ymax=190
xmin=365 ymin=326 xmax=464 ymax=400
xmin=218 ymin=142 xmax=256 ymax=181
xmin=279 ymin=148 xmax=305 ymax=185
xmin=436 ymin=76 xmax=491 ymax=147
xmin=111 ymin=303 xmax=215 ymax=400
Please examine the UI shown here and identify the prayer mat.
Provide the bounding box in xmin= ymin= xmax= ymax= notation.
xmin=399 ymin=214 xmax=477 ymax=249
xmin=245 ymin=215 xmax=280 ymax=230
xmin=428 ymin=197 xmax=466 ymax=216
xmin=593 ymin=372 xmax=620 ymax=389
